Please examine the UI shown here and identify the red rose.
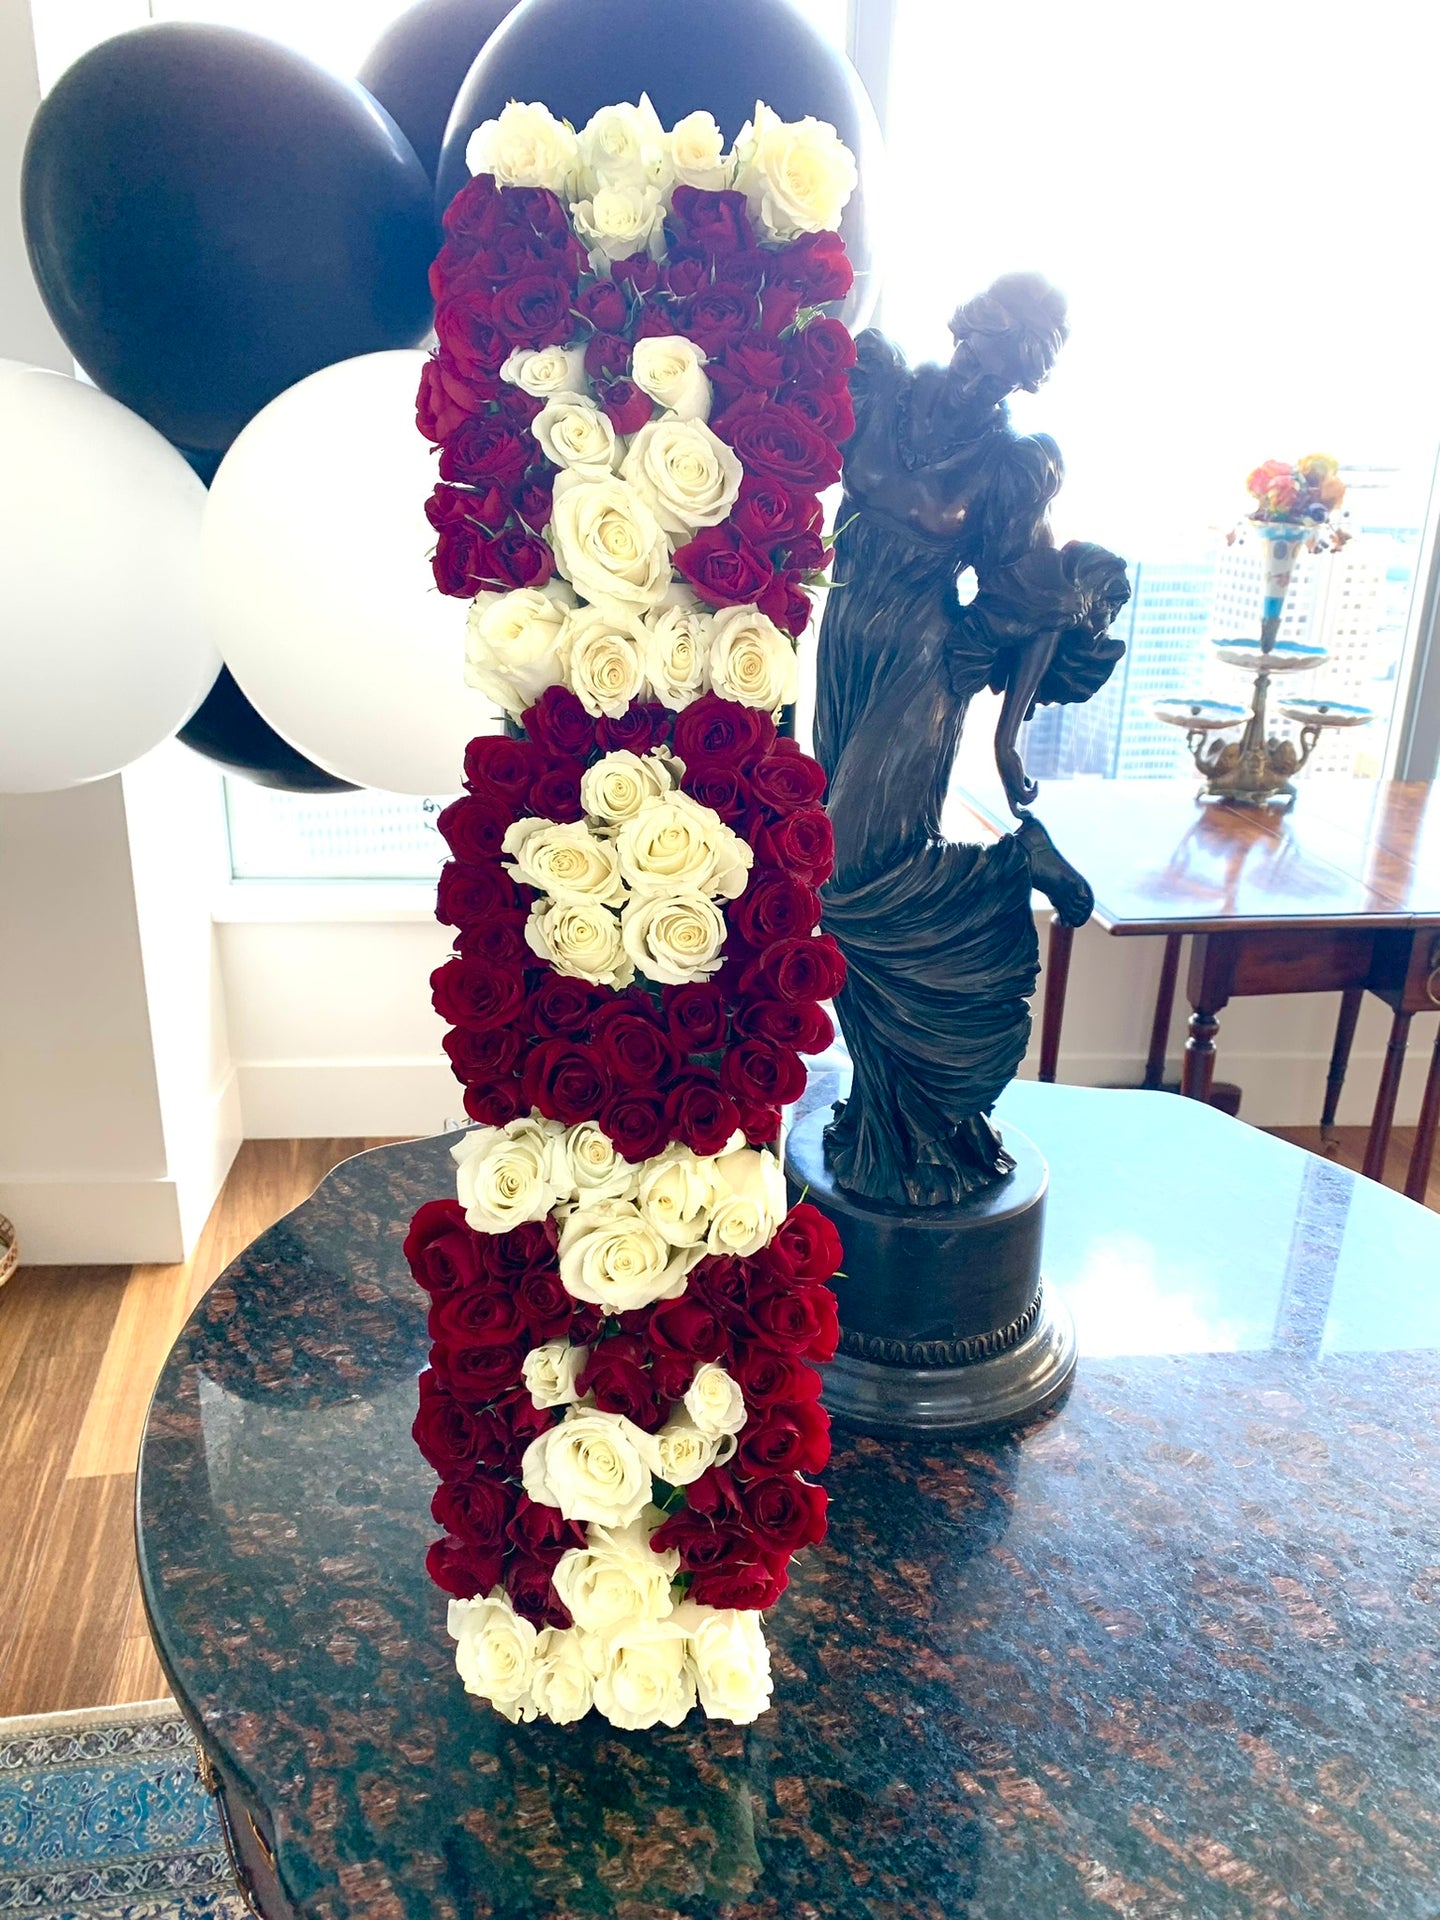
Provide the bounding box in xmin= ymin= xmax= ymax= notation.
xmin=743 ymin=1283 xmax=839 ymax=1364
xmin=528 ymin=973 xmax=608 ymax=1038
xmin=749 ymin=737 xmax=828 ymax=812
xmin=662 ymin=982 xmax=729 ymax=1054
xmin=426 ymin=482 xmax=507 ymax=538
xmin=662 ymin=254 xmax=709 ymax=299
xmin=600 ymin=1089 xmax=671 ymax=1163
xmin=436 ymin=859 xmax=519 ymax=929
xmin=484 ymin=525 xmax=555 ymax=591
xmin=430 ymin=522 xmax=489 ymax=598
xmin=742 ymin=933 xmax=846 ymax=1004
xmin=595 ymin=376 xmax=655 ymax=434
xmin=488 ymin=1221 xmax=556 ymax=1279
xmin=723 ymin=332 xmax=787 ymax=391
xmin=506 ymin=1555 xmax=571 ymax=1629
xmin=787 ymin=315 xmax=857 ymax=385
xmin=634 ymin=303 xmax=681 ymax=340
xmin=596 ymin=702 xmax=671 ymax=755
xmin=431 ymin=1282 xmax=527 ymax=1350
xmin=738 ymin=1398 xmax=831 ymax=1477
xmin=443 ymin=1023 xmax=522 ymax=1083
xmin=522 ymin=1038 xmax=606 ymax=1127
xmin=455 ymin=913 xmax=528 ymax=967
xmin=663 ymin=1070 xmax=742 ymax=1157
xmin=731 ymin=1345 xmax=824 ymax=1408
xmin=652 ymin=1352 xmax=695 ymax=1402
xmin=577 ymin=1334 xmax=663 ymax=1430
xmin=674 ymin=524 xmax=775 ymax=610
xmin=515 ymin=1264 xmax=575 ymax=1342
xmin=764 ymin=1203 xmax=844 ymax=1283
xmin=508 ymin=1495 xmax=585 ymax=1559
xmin=786 ymin=380 xmax=855 ymax=446
xmin=672 ymin=695 xmax=776 ymax=768
xmin=730 ymin=477 xmax=821 ymax=550
xmin=576 ymin=279 xmax=629 ymax=332
xmin=496 ymin=385 xmax=544 ymax=433
xmin=438 ymin=415 xmax=531 ymax=489
xmin=774 ymin=230 xmax=854 ymax=304
xmin=528 ymin=764 xmax=584 ymax=822
xmin=720 ymin=1038 xmax=807 ymax=1110
xmin=612 ymin=253 xmax=661 ymax=295
xmin=714 ymin=250 xmax=768 ymax=294
xmin=471 ymin=1398 xmax=546 ymax=1474
xmin=732 ymin=871 xmax=823 ymax=947
xmin=742 ymin=1472 xmax=827 ymax=1554
xmin=510 ymin=185 xmax=571 ymax=239
xmin=591 ymin=1013 xmax=679 ymax=1087
xmin=431 ymin=1473 xmax=515 ymax=1548
xmin=715 ymin=395 xmax=842 ymax=490
xmin=441 ymin=172 xmax=508 ymax=242
xmin=491 ymin=273 xmax=574 ymax=346
xmin=416 ymin=357 xmax=498 ymax=444
xmin=584 ymin=331 xmax=631 ymax=380
xmin=680 ymin=761 xmax=750 ymax=828
xmin=647 ymin=1294 xmax=729 ymax=1363
xmin=425 ymin=1535 xmax=504 ymax=1599
xmin=755 ymin=806 xmax=834 ymax=884
xmin=683 ymin=286 xmax=756 ymax=354
xmin=650 ymin=1508 xmax=758 ymax=1573
xmin=403 ymin=1199 xmax=483 ymax=1296
xmin=756 ymin=571 xmax=814 ymax=638
xmin=517 ymin=474 xmax=555 ymax=530
xmin=435 ymin=291 xmax=511 ymax=379
xmin=687 ymin=1255 xmax=755 ymax=1322
xmin=431 ymin=1336 xmax=528 ymax=1406
xmin=670 ymin=186 xmax=754 ymax=254
xmin=735 ymin=1101 xmax=782 ymax=1150
xmin=757 ymin=281 xmax=803 ymax=338
xmin=464 ymin=733 xmax=537 ymax=801
xmin=431 ymin=956 xmax=526 ymax=1031
xmin=689 ymin=1555 xmax=790 ymax=1610
xmin=463 ymin=1078 xmax=524 ymax=1126
xmin=735 ymin=997 xmax=834 ymax=1055
xmin=521 ymin=686 xmax=596 ymax=758
xmin=413 ymin=1369 xmax=482 ymax=1476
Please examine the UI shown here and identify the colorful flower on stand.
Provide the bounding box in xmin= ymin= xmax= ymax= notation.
xmin=406 ymin=96 xmax=856 ymax=1730
xmin=1242 ymin=452 xmax=1349 ymax=548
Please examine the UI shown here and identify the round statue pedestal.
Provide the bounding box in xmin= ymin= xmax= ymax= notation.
xmin=785 ymin=1107 xmax=1077 ymax=1438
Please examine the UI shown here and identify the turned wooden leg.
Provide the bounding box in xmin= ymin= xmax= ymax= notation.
xmin=1039 ymin=919 xmax=1075 ymax=1084
xmin=1322 ymin=986 xmax=1365 ymax=1134
xmin=1143 ymin=933 xmax=1183 ymax=1091
xmin=1182 ymin=1007 xmax=1221 ymax=1103
xmin=1363 ymin=1008 xmax=1412 ymax=1184
xmin=1404 ymin=1021 xmax=1440 ymax=1203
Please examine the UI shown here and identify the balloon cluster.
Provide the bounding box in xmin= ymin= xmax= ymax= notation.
xmin=3 ymin=0 xmax=878 ymax=796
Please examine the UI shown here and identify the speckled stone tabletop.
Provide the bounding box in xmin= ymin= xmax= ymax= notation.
xmin=137 ymin=1079 xmax=1440 ymax=1920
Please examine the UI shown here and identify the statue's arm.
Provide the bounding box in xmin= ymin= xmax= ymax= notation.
xmin=993 ymin=624 xmax=1060 ymax=816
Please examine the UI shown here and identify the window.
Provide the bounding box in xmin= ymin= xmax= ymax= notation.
xmin=224 ymin=783 xmax=451 ymax=881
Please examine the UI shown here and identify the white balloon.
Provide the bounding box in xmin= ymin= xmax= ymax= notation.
xmin=203 ymin=351 xmax=489 ymax=794
xmin=0 ymin=364 xmax=217 ymax=794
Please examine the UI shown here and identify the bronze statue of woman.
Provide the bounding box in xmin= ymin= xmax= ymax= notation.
xmin=815 ymin=271 xmax=1131 ymax=1209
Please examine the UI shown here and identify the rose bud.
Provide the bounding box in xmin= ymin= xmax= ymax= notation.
xmin=403 ymin=1199 xmax=485 ymax=1297
xmin=737 ymin=1398 xmax=832 ymax=1477
xmin=431 ymin=1474 xmax=516 ymax=1548
xmin=425 ymin=1535 xmax=505 ymax=1600
xmin=741 ymin=1474 xmax=828 ymax=1554
xmin=505 ymin=1554 xmax=573 ymax=1630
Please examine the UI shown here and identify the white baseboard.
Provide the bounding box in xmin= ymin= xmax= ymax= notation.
xmin=236 ymin=1059 xmax=459 ymax=1139
xmin=0 ymin=1176 xmax=188 ymax=1265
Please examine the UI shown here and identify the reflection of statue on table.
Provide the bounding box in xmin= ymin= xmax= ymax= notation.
xmin=816 ymin=273 xmax=1131 ymax=1208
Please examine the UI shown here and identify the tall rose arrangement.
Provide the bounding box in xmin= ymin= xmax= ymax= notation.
xmin=407 ymin=96 xmax=855 ymax=1730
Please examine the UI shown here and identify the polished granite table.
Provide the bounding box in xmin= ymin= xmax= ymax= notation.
xmin=137 ymin=1081 xmax=1440 ymax=1920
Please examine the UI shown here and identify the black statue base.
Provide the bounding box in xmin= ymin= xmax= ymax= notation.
xmin=785 ymin=1107 xmax=1077 ymax=1438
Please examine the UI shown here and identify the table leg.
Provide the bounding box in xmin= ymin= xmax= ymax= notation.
xmin=1144 ymin=933 xmax=1183 ymax=1091
xmin=1182 ymin=1007 xmax=1221 ymax=1103
xmin=1039 ymin=920 xmax=1074 ymax=1084
xmin=1404 ymin=1020 xmax=1440 ymax=1203
xmin=1322 ymin=986 xmax=1365 ymax=1134
xmin=1363 ymin=1008 xmax=1412 ymax=1184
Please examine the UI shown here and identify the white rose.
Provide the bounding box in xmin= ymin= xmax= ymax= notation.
xmin=619 ymin=415 xmax=744 ymax=537
xmin=452 ymin=1116 xmax=566 ymax=1235
xmin=548 ymin=472 xmax=672 ymax=620
xmin=562 ymin=1120 xmax=640 ymax=1203
xmin=523 ymin=1340 xmax=589 ymax=1410
xmin=592 ymin=1619 xmax=696 ymax=1730
xmin=530 ymin=1625 xmax=600 ymax=1724
xmin=464 ymin=584 xmax=574 ymax=716
xmin=532 ymin=394 xmax=620 ymax=476
xmin=636 ymin=1144 xmax=720 ymax=1248
xmin=572 ymin=182 xmax=667 ymax=266
xmin=560 ymin=605 xmax=646 ymax=719
xmin=580 ymin=747 xmax=679 ymax=827
xmin=684 ymin=1362 xmax=748 ymax=1438
xmin=521 ymin=1407 xmax=655 ymax=1528
xmin=501 ymin=345 xmax=587 ymax=398
xmin=650 ymin=1412 xmax=733 ymax=1486
xmin=706 ymin=1146 xmax=788 ymax=1257
xmin=732 ymin=101 xmax=857 ymax=240
xmin=576 ymin=94 xmax=671 ymax=193
xmin=631 ymin=335 xmax=712 ymax=424
xmin=640 ymin=595 xmax=713 ymax=709
xmin=448 ymin=1592 xmax=538 ymax=1722
xmin=466 ymin=101 xmax=578 ymax=194
xmin=622 ymin=891 xmax=729 ymax=986
xmin=502 ymin=815 xmax=625 ymax=905
xmin=525 ymin=898 xmax=631 ymax=989
xmin=674 ymin=1602 xmax=774 ymax=1724
xmin=668 ymin=110 xmax=733 ymax=191
xmin=557 ymin=1198 xmax=700 ymax=1313
xmin=615 ymin=791 xmax=752 ymax=900
xmin=551 ymin=1511 xmax=680 ymax=1635
xmin=708 ymin=604 xmax=800 ymax=710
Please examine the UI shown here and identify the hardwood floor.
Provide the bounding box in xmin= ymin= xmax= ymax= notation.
xmin=0 ymin=1120 xmax=1434 ymax=1721
xmin=0 ymin=1139 xmax=396 ymax=1718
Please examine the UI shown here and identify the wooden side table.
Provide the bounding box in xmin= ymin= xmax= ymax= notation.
xmin=993 ymin=779 xmax=1440 ymax=1201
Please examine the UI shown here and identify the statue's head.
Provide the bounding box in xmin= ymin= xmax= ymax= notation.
xmin=946 ymin=272 xmax=1069 ymax=408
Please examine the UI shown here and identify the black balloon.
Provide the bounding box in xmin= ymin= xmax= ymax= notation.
xmin=178 ymin=668 xmax=356 ymax=793
xmin=23 ymin=23 xmax=437 ymax=453
xmin=359 ymin=0 xmax=518 ymax=181
xmin=435 ymin=0 xmax=882 ymax=326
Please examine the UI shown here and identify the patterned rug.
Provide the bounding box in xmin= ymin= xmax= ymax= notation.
xmin=0 ymin=1701 xmax=244 ymax=1920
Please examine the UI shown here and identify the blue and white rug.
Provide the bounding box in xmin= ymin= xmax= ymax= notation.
xmin=0 ymin=1701 xmax=244 ymax=1920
